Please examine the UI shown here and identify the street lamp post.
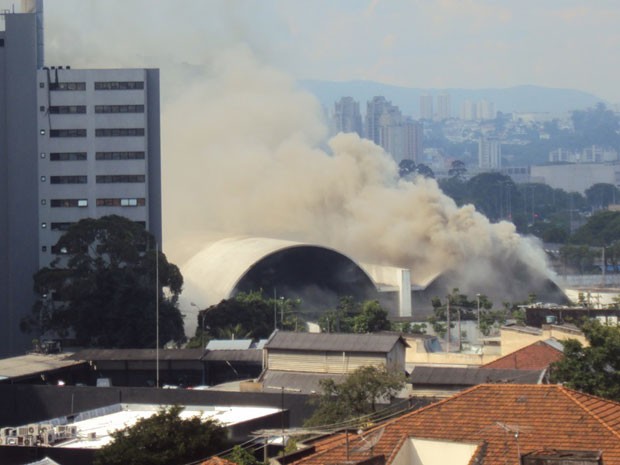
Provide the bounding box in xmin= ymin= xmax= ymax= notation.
xmin=191 ymin=302 xmax=206 ymax=349
xmin=155 ymin=242 xmax=160 ymax=388
xmin=476 ymin=293 xmax=481 ymax=338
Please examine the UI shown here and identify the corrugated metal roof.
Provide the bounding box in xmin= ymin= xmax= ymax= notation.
xmin=202 ymin=349 xmax=263 ymax=362
xmin=206 ymin=339 xmax=254 ymax=350
xmin=0 ymin=353 xmax=85 ymax=380
xmin=261 ymin=370 xmax=347 ymax=395
xmin=265 ymin=331 xmax=407 ymax=353
xmin=410 ymin=366 xmax=544 ymax=386
xmin=69 ymin=348 xmax=205 ymax=361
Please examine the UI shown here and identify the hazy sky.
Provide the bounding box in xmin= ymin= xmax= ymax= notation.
xmin=2 ymin=0 xmax=619 ymax=102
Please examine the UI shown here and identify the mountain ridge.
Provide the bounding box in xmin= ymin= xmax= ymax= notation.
xmin=299 ymin=79 xmax=604 ymax=117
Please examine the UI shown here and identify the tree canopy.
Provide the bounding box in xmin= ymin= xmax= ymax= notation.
xmin=94 ymin=405 xmax=227 ymax=465
xmin=550 ymin=320 xmax=620 ymax=402
xmin=24 ymin=215 xmax=184 ymax=348
xmin=318 ymin=297 xmax=390 ymax=334
xmin=304 ymin=365 xmax=406 ymax=427
xmin=193 ymin=291 xmax=304 ymax=346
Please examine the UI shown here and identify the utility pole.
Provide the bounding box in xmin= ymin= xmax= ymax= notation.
xmin=446 ymin=297 xmax=450 ymax=353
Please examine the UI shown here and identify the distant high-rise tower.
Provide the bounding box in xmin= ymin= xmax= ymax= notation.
xmin=477 ymin=100 xmax=496 ymax=120
xmin=402 ymin=118 xmax=423 ymax=163
xmin=334 ymin=97 xmax=363 ymax=137
xmin=0 ymin=8 xmax=162 ymax=355
xmin=478 ymin=137 xmax=502 ymax=170
xmin=419 ymin=94 xmax=433 ymax=120
xmin=461 ymin=100 xmax=477 ymax=121
xmin=365 ymin=96 xmax=393 ymax=145
xmin=436 ymin=94 xmax=451 ymax=120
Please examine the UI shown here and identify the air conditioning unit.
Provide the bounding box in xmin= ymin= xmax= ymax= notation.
xmin=1 ymin=427 xmax=14 ymax=437
xmin=6 ymin=437 xmax=18 ymax=446
xmin=68 ymin=426 xmax=78 ymax=437
xmin=39 ymin=424 xmax=53 ymax=433
xmin=42 ymin=431 xmax=56 ymax=445
xmin=16 ymin=427 xmax=29 ymax=436
xmin=23 ymin=436 xmax=33 ymax=447
xmin=87 ymin=432 xmax=97 ymax=440
xmin=27 ymin=424 xmax=39 ymax=435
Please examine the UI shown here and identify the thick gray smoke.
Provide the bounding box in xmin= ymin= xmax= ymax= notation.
xmin=162 ymin=46 xmax=552 ymax=320
xmin=38 ymin=2 xmax=553 ymax=332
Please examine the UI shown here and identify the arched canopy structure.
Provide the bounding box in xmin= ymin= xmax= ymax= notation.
xmin=183 ymin=237 xmax=379 ymax=309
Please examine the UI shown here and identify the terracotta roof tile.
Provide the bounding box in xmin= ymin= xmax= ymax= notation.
xmin=200 ymin=457 xmax=237 ymax=465
xmin=482 ymin=340 xmax=563 ymax=370
xmin=285 ymin=384 xmax=620 ymax=465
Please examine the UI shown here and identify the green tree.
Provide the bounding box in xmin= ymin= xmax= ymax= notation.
xmin=318 ymin=296 xmax=358 ymax=333
xmin=585 ymin=183 xmax=620 ymax=210
xmin=94 ymin=405 xmax=227 ymax=465
xmin=448 ymin=159 xmax=467 ymax=179
xmin=194 ymin=291 xmax=305 ymax=345
xmin=352 ymin=300 xmax=391 ymax=333
xmin=226 ymin=445 xmax=260 ymax=465
xmin=550 ymin=320 xmax=620 ymax=402
xmin=415 ymin=163 xmax=435 ymax=179
xmin=304 ymin=365 xmax=406 ymax=427
xmin=570 ymin=211 xmax=620 ymax=247
xmin=24 ymin=215 xmax=184 ymax=348
xmin=398 ymin=159 xmax=416 ymax=178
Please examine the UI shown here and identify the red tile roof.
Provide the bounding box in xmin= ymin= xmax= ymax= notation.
xmin=482 ymin=340 xmax=563 ymax=370
xmin=285 ymin=384 xmax=620 ymax=465
xmin=200 ymin=457 xmax=237 ymax=465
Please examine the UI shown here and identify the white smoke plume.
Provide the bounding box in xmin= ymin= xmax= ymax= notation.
xmin=37 ymin=2 xmax=553 ymax=329
xmin=162 ymin=45 xmax=551 ymax=316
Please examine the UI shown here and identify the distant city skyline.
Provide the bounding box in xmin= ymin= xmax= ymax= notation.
xmin=1 ymin=0 xmax=619 ymax=103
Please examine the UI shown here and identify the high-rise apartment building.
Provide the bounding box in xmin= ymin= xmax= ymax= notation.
xmin=333 ymin=97 xmax=363 ymax=137
xmin=0 ymin=7 xmax=161 ymax=355
xmin=478 ymin=137 xmax=502 ymax=170
xmin=365 ymin=96 xmax=393 ymax=145
xmin=436 ymin=93 xmax=451 ymax=120
xmin=419 ymin=94 xmax=433 ymax=120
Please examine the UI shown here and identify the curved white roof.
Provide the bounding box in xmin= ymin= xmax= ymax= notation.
xmin=182 ymin=236 xmax=376 ymax=306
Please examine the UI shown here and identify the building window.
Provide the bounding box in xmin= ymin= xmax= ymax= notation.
xmin=40 ymin=106 xmax=45 ymax=112
xmin=95 ymin=175 xmax=145 ymax=183
xmin=96 ymin=151 xmax=145 ymax=160
xmin=51 ymin=222 xmax=74 ymax=231
xmin=95 ymin=128 xmax=144 ymax=137
xmin=95 ymin=104 xmax=145 ymax=113
xmin=50 ymin=129 xmax=87 ymax=138
xmin=41 ymin=246 xmax=47 ymax=252
xmin=50 ymin=199 xmax=88 ymax=208
xmin=48 ymin=105 xmax=87 ymax=114
xmin=49 ymin=82 xmax=86 ymax=91
xmin=50 ymin=152 xmax=87 ymax=161
xmin=39 ymin=82 xmax=44 ymax=88
xmin=51 ymin=245 xmax=69 ymax=255
xmin=94 ymin=81 xmax=144 ymax=90
xmin=50 ymin=175 xmax=87 ymax=184
xmin=0 ymin=39 xmax=5 ymax=47
xmin=96 ymin=198 xmax=145 ymax=207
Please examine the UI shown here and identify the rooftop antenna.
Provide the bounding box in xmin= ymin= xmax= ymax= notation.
xmin=351 ymin=427 xmax=385 ymax=454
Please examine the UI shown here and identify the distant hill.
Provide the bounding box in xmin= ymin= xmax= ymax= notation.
xmin=299 ymin=80 xmax=604 ymax=118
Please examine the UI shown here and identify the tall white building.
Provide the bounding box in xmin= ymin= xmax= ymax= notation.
xmin=333 ymin=96 xmax=363 ymax=137
xmin=478 ymin=137 xmax=502 ymax=170
xmin=0 ymin=7 xmax=161 ymax=355
xmin=436 ymin=93 xmax=451 ymax=120
xmin=419 ymin=94 xmax=433 ymax=120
